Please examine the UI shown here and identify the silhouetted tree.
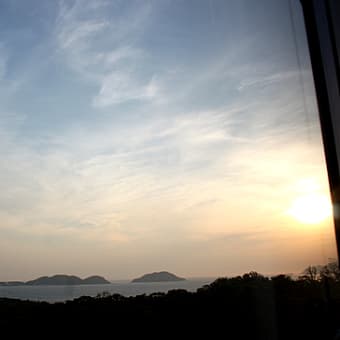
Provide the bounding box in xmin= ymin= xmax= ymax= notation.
xmin=320 ymin=261 xmax=340 ymax=282
xmin=242 ymin=271 xmax=267 ymax=282
xmin=299 ymin=265 xmax=320 ymax=282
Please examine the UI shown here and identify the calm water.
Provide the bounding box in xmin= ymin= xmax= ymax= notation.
xmin=0 ymin=278 xmax=214 ymax=302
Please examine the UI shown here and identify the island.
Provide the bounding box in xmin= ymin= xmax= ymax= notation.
xmin=0 ymin=281 xmax=25 ymax=286
xmin=131 ymin=271 xmax=186 ymax=283
xmin=0 ymin=275 xmax=110 ymax=286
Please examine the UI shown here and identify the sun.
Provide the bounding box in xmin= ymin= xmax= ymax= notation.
xmin=288 ymin=193 xmax=332 ymax=224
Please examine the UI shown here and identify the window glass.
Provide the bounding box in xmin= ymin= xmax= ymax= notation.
xmin=0 ymin=0 xmax=336 ymax=300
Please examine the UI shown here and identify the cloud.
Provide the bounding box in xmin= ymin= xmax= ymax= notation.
xmin=237 ymin=70 xmax=303 ymax=91
xmin=0 ymin=46 xmax=326 ymax=249
xmin=0 ymin=45 xmax=20 ymax=94
xmin=0 ymin=44 xmax=7 ymax=80
xmin=58 ymin=20 xmax=109 ymax=51
xmin=0 ymin=105 xmax=231 ymax=244
xmin=55 ymin=0 xmax=158 ymax=106
xmin=92 ymin=72 xmax=158 ymax=107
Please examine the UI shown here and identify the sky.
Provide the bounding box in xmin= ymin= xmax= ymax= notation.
xmin=0 ymin=0 xmax=337 ymax=281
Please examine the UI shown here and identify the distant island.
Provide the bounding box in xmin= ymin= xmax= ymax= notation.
xmin=132 ymin=271 xmax=186 ymax=283
xmin=0 ymin=275 xmax=110 ymax=286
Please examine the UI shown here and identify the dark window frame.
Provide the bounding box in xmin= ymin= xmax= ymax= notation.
xmin=301 ymin=0 xmax=340 ymax=261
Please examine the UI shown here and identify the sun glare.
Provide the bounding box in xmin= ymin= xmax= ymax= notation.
xmin=288 ymin=193 xmax=332 ymax=224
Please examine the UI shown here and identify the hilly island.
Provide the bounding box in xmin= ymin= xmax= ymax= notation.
xmin=0 ymin=275 xmax=110 ymax=286
xmin=132 ymin=271 xmax=185 ymax=283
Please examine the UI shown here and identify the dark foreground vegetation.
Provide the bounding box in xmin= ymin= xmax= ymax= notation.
xmin=2 ymin=263 xmax=340 ymax=339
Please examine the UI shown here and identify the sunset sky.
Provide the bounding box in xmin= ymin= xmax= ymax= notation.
xmin=0 ymin=0 xmax=337 ymax=281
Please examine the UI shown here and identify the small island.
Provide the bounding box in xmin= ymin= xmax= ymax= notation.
xmin=0 ymin=275 xmax=110 ymax=286
xmin=132 ymin=271 xmax=186 ymax=283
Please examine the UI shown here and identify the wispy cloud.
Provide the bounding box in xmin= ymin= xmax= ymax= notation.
xmin=0 ymin=74 xmax=326 ymax=244
xmin=237 ymin=70 xmax=304 ymax=91
xmin=55 ymin=0 xmax=158 ymax=106
xmin=0 ymin=44 xmax=7 ymax=80
xmin=93 ymin=72 xmax=158 ymax=107
xmin=0 ymin=44 xmax=22 ymax=95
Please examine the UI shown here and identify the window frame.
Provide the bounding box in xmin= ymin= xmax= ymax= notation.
xmin=301 ymin=0 xmax=340 ymax=260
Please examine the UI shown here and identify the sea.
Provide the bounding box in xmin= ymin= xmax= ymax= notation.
xmin=0 ymin=278 xmax=215 ymax=303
